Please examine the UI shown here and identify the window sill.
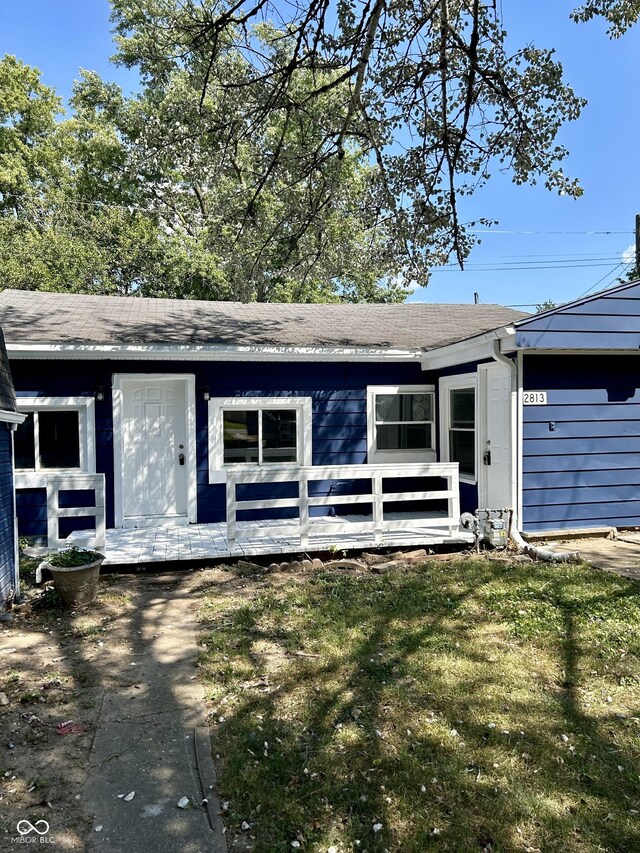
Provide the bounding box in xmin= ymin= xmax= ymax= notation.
xmin=459 ymin=475 xmax=477 ymax=486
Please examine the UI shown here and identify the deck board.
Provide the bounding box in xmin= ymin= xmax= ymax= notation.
xmin=68 ymin=514 xmax=474 ymax=565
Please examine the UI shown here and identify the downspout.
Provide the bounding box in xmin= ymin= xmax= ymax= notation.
xmin=490 ymin=340 xmax=578 ymax=563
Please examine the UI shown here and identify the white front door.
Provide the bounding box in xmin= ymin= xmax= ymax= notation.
xmin=121 ymin=378 xmax=189 ymax=525
xmin=478 ymin=362 xmax=512 ymax=509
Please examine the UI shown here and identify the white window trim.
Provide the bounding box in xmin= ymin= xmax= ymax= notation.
xmin=112 ymin=373 xmax=198 ymax=528
xmin=366 ymin=384 xmax=436 ymax=464
xmin=208 ymin=396 xmax=312 ymax=484
xmin=439 ymin=373 xmax=478 ymax=485
xmin=14 ymin=396 xmax=96 ymax=488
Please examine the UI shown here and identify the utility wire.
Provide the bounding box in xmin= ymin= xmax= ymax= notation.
xmin=468 ymin=229 xmax=633 ymax=235
xmin=435 ymin=261 xmax=630 ymax=272
xmin=3 ymin=193 xmax=634 ymax=236
xmin=4 ymin=192 xmax=634 ymax=274
xmin=438 ymin=256 xmax=626 ymax=267
xmin=578 ymin=261 xmax=635 ymax=298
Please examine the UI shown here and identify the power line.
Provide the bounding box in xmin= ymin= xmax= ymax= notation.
xmin=506 ymin=261 xmax=636 ymax=309
xmin=468 ymin=229 xmax=633 ymax=235
xmin=434 ymin=261 xmax=630 ymax=272
xmin=469 ymin=250 xmax=635 ymax=259
xmin=3 ymin=193 xmax=634 ymax=237
xmin=438 ymin=256 xmax=626 ymax=268
xmin=577 ymin=261 xmax=635 ymax=298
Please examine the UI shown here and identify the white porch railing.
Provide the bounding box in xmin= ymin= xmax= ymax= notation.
xmin=45 ymin=473 xmax=106 ymax=550
xmin=226 ymin=463 xmax=461 ymax=548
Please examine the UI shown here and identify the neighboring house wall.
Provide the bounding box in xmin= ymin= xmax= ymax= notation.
xmin=0 ymin=422 xmax=16 ymax=603
xmin=522 ymin=353 xmax=640 ymax=531
xmin=11 ymin=358 xmax=444 ymax=533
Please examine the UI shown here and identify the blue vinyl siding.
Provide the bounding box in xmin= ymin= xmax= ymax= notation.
xmin=11 ymin=359 xmax=447 ymax=529
xmin=522 ymin=354 xmax=640 ymax=531
xmin=515 ymin=281 xmax=640 ymax=349
xmin=0 ymin=424 xmax=16 ymax=603
xmin=16 ymin=489 xmax=47 ymax=539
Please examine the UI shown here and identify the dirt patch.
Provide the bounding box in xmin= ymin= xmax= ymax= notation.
xmin=0 ymin=576 xmax=136 ymax=849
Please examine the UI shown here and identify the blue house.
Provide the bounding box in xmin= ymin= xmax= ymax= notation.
xmin=1 ymin=282 xmax=638 ymax=563
xmin=0 ymin=327 xmax=25 ymax=604
xmin=516 ymin=279 xmax=640 ymax=532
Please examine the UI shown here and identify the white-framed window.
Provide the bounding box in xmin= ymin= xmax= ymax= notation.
xmin=13 ymin=397 xmax=96 ymax=486
xmin=439 ymin=374 xmax=477 ymax=483
xmin=208 ymin=396 xmax=312 ymax=482
xmin=366 ymin=385 xmax=436 ymax=464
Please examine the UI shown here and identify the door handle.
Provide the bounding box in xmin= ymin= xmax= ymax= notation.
xmin=178 ymin=452 xmax=185 ymax=466
xmin=483 ymin=449 xmax=491 ymax=466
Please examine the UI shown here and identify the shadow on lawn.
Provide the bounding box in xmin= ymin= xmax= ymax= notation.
xmin=2 ymin=569 xmax=214 ymax=851
xmin=552 ymin=579 xmax=640 ymax=853
xmin=200 ymin=561 xmax=640 ymax=853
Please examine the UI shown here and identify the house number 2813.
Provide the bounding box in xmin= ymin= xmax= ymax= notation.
xmin=523 ymin=391 xmax=548 ymax=405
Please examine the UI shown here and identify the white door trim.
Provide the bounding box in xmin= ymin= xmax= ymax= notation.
xmin=477 ymin=361 xmax=512 ymax=509
xmin=438 ymin=372 xmax=478 ymax=486
xmin=112 ymin=373 xmax=197 ymax=528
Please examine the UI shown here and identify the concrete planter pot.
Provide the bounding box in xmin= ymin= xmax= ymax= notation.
xmin=43 ymin=555 xmax=104 ymax=608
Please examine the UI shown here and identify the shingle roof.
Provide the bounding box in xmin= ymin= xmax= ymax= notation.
xmin=0 ymin=327 xmax=17 ymax=413
xmin=0 ymin=289 xmax=528 ymax=351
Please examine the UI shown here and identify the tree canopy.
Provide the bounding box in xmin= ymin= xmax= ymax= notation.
xmin=0 ymin=1 xmax=637 ymax=301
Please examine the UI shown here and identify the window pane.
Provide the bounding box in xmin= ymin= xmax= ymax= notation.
xmin=223 ymin=410 xmax=259 ymax=463
xmin=375 ymin=393 xmax=433 ymax=423
xmin=39 ymin=411 xmax=80 ymax=469
xmin=262 ymin=410 xmax=297 ymax=463
xmin=450 ymin=429 xmax=475 ymax=478
xmin=14 ymin=413 xmax=35 ymax=469
xmin=377 ymin=423 xmax=432 ymax=450
xmin=450 ymin=389 xmax=475 ymax=429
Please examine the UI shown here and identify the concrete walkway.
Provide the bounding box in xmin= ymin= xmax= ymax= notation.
xmin=83 ymin=573 xmax=226 ymax=853
xmin=553 ymin=535 xmax=640 ymax=581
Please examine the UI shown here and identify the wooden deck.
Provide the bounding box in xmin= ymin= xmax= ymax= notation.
xmin=70 ymin=513 xmax=475 ymax=566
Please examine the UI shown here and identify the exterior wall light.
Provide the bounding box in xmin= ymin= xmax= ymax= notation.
xmin=94 ymin=386 xmax=105 ymax=402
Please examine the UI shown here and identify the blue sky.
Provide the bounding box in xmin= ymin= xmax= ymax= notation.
xmin=1 ymin=1 xmax=639 ymax=309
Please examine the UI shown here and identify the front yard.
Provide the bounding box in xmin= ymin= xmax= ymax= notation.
xmin=197 ymin=558 xmax=640 ymax=853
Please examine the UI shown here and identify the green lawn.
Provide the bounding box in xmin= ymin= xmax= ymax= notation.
xmin=197 ymin=559 xmax=640 ymax=852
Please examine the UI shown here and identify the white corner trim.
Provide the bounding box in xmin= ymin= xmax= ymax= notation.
xmin=208 ymin=396 xmax=312 ymax=483
xmin=366 ymin=384 xmax=437 ymax=464
xmin=10 ymin=436 xmax=20 ymax=598
xmin=516 ymin=350 xmax=524 ymax=526
xmin=438 ymin=373 xmax=478 ymax=485
xmin=14 ymin=395 xmax=96 ymax=479
xmin=112 ymin=381 xmax=124 ymax=528
xmin=112 ymin=373 xmax=198 ymax=527
xmin=7 ymin=342 xmax=425 ymax=363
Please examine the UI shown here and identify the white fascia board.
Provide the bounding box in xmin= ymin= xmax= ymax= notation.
xmin=6 ymin=342 xmax=425 ymax=363
xmin=421 ymin=326 xmax=516 ymax=371
xmin=0 ymin=409 xmax=26 ymax=424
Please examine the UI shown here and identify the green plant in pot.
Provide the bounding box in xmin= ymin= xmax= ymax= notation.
xmin=43 ymin=547 xmax=104 ymax=608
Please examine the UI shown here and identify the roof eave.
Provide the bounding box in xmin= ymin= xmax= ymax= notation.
xmin=420 ymin=326 xmax=517 ymax=370
xmin=0 ymin=409 xmax=26 ymax=425
xmin=5 ymin=341 xmax=427 ymax=363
